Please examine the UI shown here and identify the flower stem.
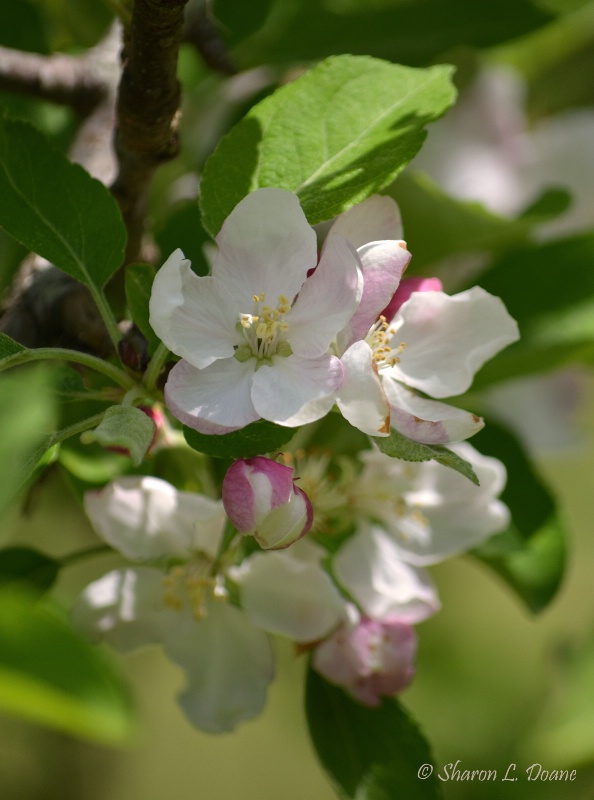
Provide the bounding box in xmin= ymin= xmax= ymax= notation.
xmin=142 ymin=342 xmax=170 ymax=391
xmin=61 ymin=543 xmax=114 ymax=567
xmin=0 ymin=347 xmax=136 ymax=389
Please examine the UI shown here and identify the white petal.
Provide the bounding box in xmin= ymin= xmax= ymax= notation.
xmin=336 ymin=341 xmax=391 ymax=436
xmin=388 ymin=442 xmax=510 ymax=565
xmin=251 ymin=354 xmax=343 ymax=426
xmin=84 ymin=476 xmax=225 ymax=561
xmin=334 ymin=525 xmax=440 ymax=623
xmin=329 ymin=195 xmax=404 ymax=247
xmin=382 ymin=379 xmax=484 ymax=443
xmin=163 ymin=598 xmax=274 ymax=734
xmin=287 ymin=234 xmax=362 ymax=358
xmin=165 ymin=357 xmax=259 ymax=434
xmin=149 ymin=250 xmax=239 ymax=368
xmin=231 ymin=551 xmax=347 ymax=642
xmin=214 ymin=188 xmax=316 ymax=308
xmin=387 ymin=287 xmax=520 ymax=397
xmin=71 ymin=567 xmax=173 ymax=652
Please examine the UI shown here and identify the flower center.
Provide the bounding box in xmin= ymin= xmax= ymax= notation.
xmin=162 ymin=558 xmax=223 ymax=620
xmin=235 ymin=292 xmax=292 ymax=363
xmin=366 ymin=315 xmax=406 ymax=371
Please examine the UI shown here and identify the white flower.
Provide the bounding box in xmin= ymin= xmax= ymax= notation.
xmin=149 ymin=188 xmax=363 ymax=434
xmin=74 ymin=476 xmax=274 ymax=733
xmin=351 ymin=442 xmax=510 ymax=565
xmin=328 ymin=195 xmax=520 ymax=442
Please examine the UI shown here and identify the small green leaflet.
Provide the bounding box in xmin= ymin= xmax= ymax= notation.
xmin=372 ymin=428 xmax=480 ymax=485
xmin=200 ymin=55 xmax=456 ymax=235
xmin=0 ymin=117 xmax=126 ymax=288
xmin=0 ymin=547 xmax=60 ymax=594
xmin=81 ymin=406 xmax=156 ymax=466
xmin=0 ymin=331 xmax=26 ymax=362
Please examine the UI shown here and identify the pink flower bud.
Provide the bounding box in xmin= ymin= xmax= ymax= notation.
xmin=222 ymin=457 xmax=313 ymax=550
xmin=312 ymin=614 xmax=417 ymax=706
xmin=381 ymin=276 xmax=443 ymax=321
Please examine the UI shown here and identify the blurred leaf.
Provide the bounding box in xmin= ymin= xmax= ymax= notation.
xmin=154 ymin=202 xmax=213 ymax=277
xmin=390 ymin=171 xmax=533 ymax=270
xmin=0 ymin=547 xmax=60 ymax=594
xmin=0 ymin=367 xmax=56 ymax=518
xmin=184 ymin=419 xmax=295 ymax=459
xmin=81 ymin=406 xmax=156 ymax=467
xmin=212 ymin=0 xmax=274 ymax=40
xmin=230 ymin=0 xmax=553 ymax=68
xmin=38 ymin=0 xmax=114 ymax=49
xmin=0 ymin=331 xmax=26 ymax=361
xmin=200 ymin=56 xmax=456 ymax=234
xmin=125 ymin=263 xmax=161 ymax=353
xmin=471 ymin=421 xmax=566 ymax=612
xmin=306 ymin=667 xmax=442 ymax=800
xmin=0 ymin=589 xmax=134 ymax=745
xmin=373 ymin=428 xmax=479 ymax=485
xmin=0 ymin=118 xmax=126 ymax=289
xmin=518 ymin=186 xmax=573 ymax=220
xmin=0 ymin=0 xmax=49 ymax=52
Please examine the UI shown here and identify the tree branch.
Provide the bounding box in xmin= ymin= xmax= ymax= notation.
xmin=110 ymin=0 xmax=191 ymax=264
xmin=0 ymin=45 xmax=107 ymax=117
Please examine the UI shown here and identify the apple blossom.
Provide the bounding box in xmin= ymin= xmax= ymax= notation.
xmin=312 ymin=606 xmax=417 ymax=706
xmin=222 ymin=457 xmax=313 ymax=549
xmin=75 ymin=476 xmax=275 ymax=733
xmin=329 ymin=195 xmax=520 ymax=442
xmin=149 ymin=188 xmax=363 ymax=434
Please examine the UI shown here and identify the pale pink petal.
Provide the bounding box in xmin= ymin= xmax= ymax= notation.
xmin=213 ymin=188 xmax=317 ymax=308
xmin=231 ymin=551 xmax=346 ymax=642
xmin=334 ymin=525 xmax=441 ymax=623
xmin=382 ymin=379 xmax=484 ymax=444
xmin=328 ymin=195 xmax=404 ymax=246
xmin=165 ymin=357 xmax=259 ymax=434
xmin=287 ymin=234 xmax=362 ymax=358
xmin=381 ymin=276 xmax=443 ymax=321
xmin=336 ymin=340 xmax=390 ymax=436
xmin=340 ymin=240 xmax=411 ymax=348
xmin=387 ymin=287 xmax=520 ymax=398
xmin=251 ymin=354 xmax=343 ymax=425
xmin=163 ymin=598 xmax=274 ymax=733
xmin=223 ymin=458 xmax=296 ymax=534
xmin=149 ymin=250 xmax=239 ymax=368
xmin=71 ymin=567 xmax=175 ymax=652
xmin=274 ymin=392 xmax=337 ymax=428
xmin=84 ymin=476 xmax=224 ymax=561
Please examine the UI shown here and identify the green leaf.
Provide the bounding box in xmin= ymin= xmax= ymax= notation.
xmin=306 ymin=667 xmax=442 ymax=800
xmin=125 ymin=262 xmax=161 ymax=353
xmin=0 ymin=331 xmax=26 ymax=361
xmin=0 ymin=547 xmax=60 ymax=594
xmin=154 ymin=201 xmax=213 ymax=278
xmin=183 ymin=419 xmax=295 ymax=459
xmin=80 ymin=406 xmax=156 ymax=466
xmin=0 ymin=367 xmax=57 ymax=518
xmin=0 ymin=117 xmax=126 ymax=289
xmin=471 ymin=421 xmax=566 ymax=612
xmin=229 ymin=0 xmax=553 ymax=68
xmin=0 ymin=589 xmax=134 ymax=745
xmin=372 ymin=428 xmax=479 ymax=485
xmin=200 ymin=56 xmax=456 ymax=235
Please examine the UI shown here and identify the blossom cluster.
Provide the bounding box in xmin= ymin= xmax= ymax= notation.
xmin=73 ymin=188 xmax=519 ymax=733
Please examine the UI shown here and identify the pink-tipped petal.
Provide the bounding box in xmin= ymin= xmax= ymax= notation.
xmin=382 ymin=276 xmax=443 ymax=321
xmin=383 ymin=379 xmax=484 ymax=444
xmin=165 ymin=357 xmax=259 ymax=434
